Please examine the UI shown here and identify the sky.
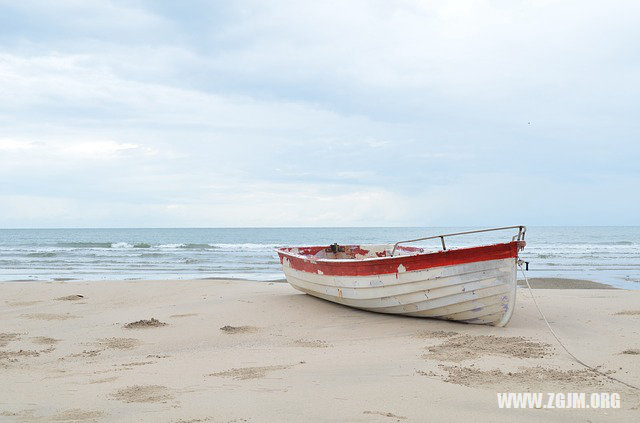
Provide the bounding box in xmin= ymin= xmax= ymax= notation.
xmin=1 ymin=0 xmax=639 ymax=228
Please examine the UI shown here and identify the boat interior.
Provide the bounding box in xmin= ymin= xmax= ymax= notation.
xmin=279 ymin=244 xmax=428 ymax=260
xmin=279 ymin=227 xmax=527 ymax=261
xmin=280 ymin=227 xmax=526 ymax=261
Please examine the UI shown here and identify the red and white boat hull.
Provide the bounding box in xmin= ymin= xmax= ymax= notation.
xmin=277 ymin=241 xmax=524 ymax=326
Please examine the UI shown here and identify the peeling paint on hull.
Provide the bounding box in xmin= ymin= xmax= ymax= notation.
xmin=276 ymin=243 xmax=522 ymax=327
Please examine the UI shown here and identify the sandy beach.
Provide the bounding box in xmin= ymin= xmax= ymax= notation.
xmin=1 ymin=278 xmax=639 ymax=422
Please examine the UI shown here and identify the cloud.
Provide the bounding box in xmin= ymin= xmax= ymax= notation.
xmin=0 ymin=0 xmax=638 ymax=226
xmin=0 ymin=139 xmax=34 ymax=151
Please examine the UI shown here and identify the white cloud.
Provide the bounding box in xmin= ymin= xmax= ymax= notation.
xmin=154 ymin=183 xmax=410 ymax=227
xmin=0 ymin=139 xmax=34 ymax=151
xmin=58 ymin=141 xmax=140 ymax=159
xmin=0 ymin=1 xmax=638 ymax=226
xmin=0 ymin=137 xmax=151 ymax=164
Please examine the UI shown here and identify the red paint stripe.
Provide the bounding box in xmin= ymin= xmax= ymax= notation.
xmin=277 ymin=241 xmax=523 ymax=277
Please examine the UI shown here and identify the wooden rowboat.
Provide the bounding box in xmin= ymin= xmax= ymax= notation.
xmin=276 ymin=226 xmax=526 ymax=327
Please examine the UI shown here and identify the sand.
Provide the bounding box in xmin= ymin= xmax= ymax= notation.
xmin=1 ymin=278 xmax=639 ymax=422
xmin=517 ymin=278 xmax=616 ymax=289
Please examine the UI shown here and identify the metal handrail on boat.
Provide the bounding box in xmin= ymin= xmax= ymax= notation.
xmin=390 ymin=225 xmax=526 ymax=257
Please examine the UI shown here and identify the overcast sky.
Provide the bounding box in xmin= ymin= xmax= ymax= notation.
xmin=1 ymin=1 xmax=638 ymax=227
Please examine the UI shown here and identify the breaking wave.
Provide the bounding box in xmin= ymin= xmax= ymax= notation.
xmin=56 ymin=242 xmax=114 ymax=248
xmin=27 ymin=252 xmax=57 ymax=257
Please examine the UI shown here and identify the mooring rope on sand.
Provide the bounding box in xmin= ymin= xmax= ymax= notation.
xmin=518 ymin=264 xmax=639 ymax=391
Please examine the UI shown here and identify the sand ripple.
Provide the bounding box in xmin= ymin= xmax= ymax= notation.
xmin=111 ymin=385 xmax=173 ymax=403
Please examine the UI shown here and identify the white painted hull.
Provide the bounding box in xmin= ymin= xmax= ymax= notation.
xmin=281 ymin=257 xmax=518 ymax=326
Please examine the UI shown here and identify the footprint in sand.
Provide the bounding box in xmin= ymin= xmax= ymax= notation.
xmin=21 ymin=313 xmax=79 ymax=321
xmin=67 ymin=341 xmax=140 ymax=362
xmin=363 ymin=410 xmax=407 ymax=420
xmin=68 ymin=349 xmax=102 ymax=358
xmin=219 ymin=325 xmax=258 ymax=334
xmin=55 ymin=295 xmax=85 ymax=301
xmin=110 ymin=385 xmax=174 ymax=403
xmin=208 ymin=362 xmax=303 ymax=380
xmin=0 ymin=411 xmax=18 ymax=418
xmin=439 ymin=365 xmax=605 ymax=391
xmin=5 ymin=408 xmax=107 ymax=421
xmin=0 ymin=333 xmax=22 ymax=347
xmin=123 ymin=318 xmax=167 ymax=329
xmin=89 ymin=376 xmax=119 ymax=384
xmin=422 ymin=334 xmax=551 ymax=362
xmin=114 ymin=361 xmax=156 ymax=369
xmin=96 ymin=338 xmax=141 ymax=350
xmin=1 ymin=334 xmax=56 ymax=362
xmin=0 ymin=349 xmax=41 ymax=360
xmin=5 ymin=300 xmax=42 ymax=307
xmin=293 ymin=339 xmax=331 ymax=348
xmin=115 ymin=361 xmax=156 ymax=370
xmin=413 ymin=330 xmax=459 ymax=339
xmin=50 ymin=409 xmax=105 ymax=421
xmin=615 ymin=310 xmax=640 ymax=316
xmin=170 ymin=313 xmax=199 ymax=318
xmin=0 ymin=410 xmax=37 ymax=420
xmin=31 ymin=336 xmax=60 ymax=345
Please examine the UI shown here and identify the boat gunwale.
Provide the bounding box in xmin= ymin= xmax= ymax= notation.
xmin=275 ymin=241 xmax=523 ymax=265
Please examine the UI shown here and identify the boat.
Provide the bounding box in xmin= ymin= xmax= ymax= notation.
xmin=276 ymin=226 xmax=526 ymax=326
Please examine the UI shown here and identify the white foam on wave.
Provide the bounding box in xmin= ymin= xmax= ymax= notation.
xmin=211 ymin=243 xmax=281 ymax=249
xmin=111 ymin=242 xmax=133 ymax=249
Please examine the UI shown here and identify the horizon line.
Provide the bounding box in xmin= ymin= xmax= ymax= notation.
xmin=1 ymin=225 xmax=638 ymax=230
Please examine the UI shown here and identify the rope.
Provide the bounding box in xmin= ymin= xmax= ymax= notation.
xmin=518 ymin=264 xmax=639 ymax=391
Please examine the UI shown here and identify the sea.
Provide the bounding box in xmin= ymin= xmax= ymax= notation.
xmin=0 ymin=227 xmax=639 ymax=289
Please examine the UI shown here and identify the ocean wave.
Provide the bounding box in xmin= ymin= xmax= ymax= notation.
xmin=211 ymin=243 xmax=281 ymax=249
xmin=27 ymin=252 xmax=57 ymax=257
xmin=156 ymin=243 xmax=261 ymax=250
xmin=528 ymin=242 xmax=637 ymax=248
xmin=157 ymin=243 xmax=184 ymax=249
xmin=181 ymin=243 xmax=219 ymax=250
xmin=155 ymin=243 xmax=218 ymax=249
xmin=139 ymin=253 xmax=164 ymax=257
xmin=535 ymin=254 xmax=555 ymax=259
xmin=55 ymin=241 xmax=154 ymax=249
xmin=56 ymin=242 xmax=113 ymax=248
xmin=182 ymin=258 xmax=202 ymax=264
